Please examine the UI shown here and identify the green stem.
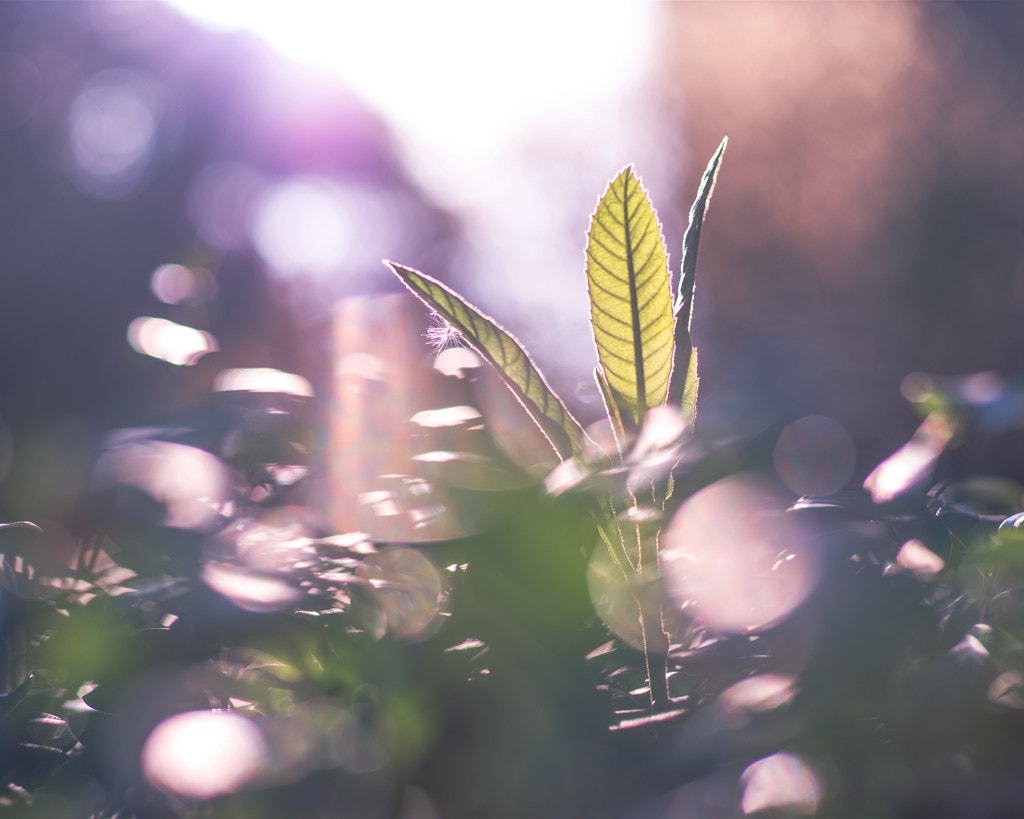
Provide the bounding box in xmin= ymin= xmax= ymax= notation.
xmin=637 ymin=524 xmax=670 ymax=709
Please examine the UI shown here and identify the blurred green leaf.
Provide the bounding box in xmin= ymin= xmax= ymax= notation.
xmin=585 ymin=167 xmax=674 ymax=426
xmin=669 ymin=137 xmax=727 ymax=406
xmin=387 ymin=262 xmax=584 ymax=460
xmin=36 ymin=602 xmax=137 ymax=688
xmin=0 ymin=675 xmax=32 ymax=717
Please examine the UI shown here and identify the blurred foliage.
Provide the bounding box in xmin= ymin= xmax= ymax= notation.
xmin=5 ymin=153 xmax=1024 ymax=818
xmin=6 ymin=4 xmax=1024 ymax=815
xmin=7 ymin=349 xmax=1024 ymax=817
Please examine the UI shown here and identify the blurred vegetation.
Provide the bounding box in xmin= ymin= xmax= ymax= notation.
xmin=4 ymin=134 xmax=1024 ymax=819
xmin=7 ymin=276 xmax=1024 ymax=817
xmin=5 ymin=2 xmax=1024 ymax=817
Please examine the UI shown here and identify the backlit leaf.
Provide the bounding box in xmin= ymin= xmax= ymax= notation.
xmin=669 ymin=137 xmax=727 ymax=406
xmin=681 ymin=346 xmax=699 ymax=432
xmin=594 ymin=366 xmax=626 ymax=449
xmin=387 ymin=262 xmax=584 ymax=460
xmin=585 ymin=167 xmax=674 ymax=426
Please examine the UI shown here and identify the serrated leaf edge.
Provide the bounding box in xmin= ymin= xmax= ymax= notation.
xmin=585 ymin=166 xmax=674 ymax=425
xmin=387 ymin=261 xmax=585 ymax=461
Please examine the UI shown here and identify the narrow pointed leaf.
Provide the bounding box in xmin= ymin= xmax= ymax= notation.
xmin=585 ymin=167 xmax=674 ymax=426
xmin=668 ymin=137 xmax=727 ymax=405
xmin=674 ymin=137 xmax=727 ymax=322
xmin=387 ymin=262 xmax=584 ymax=460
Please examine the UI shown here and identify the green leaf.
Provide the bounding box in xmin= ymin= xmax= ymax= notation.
xmin=387 ymin=262 xmax=584 ymax=461
xmin=585 ymin=167 xmax=674 ymax=427
xmin=675 ymin=137 xmax=727 ymax=322
xmin=594 ymin=366 xmax=626 ymax=449
xmin=668 ymin=137 xmax=727 ymax=405
xmin=681 ymin=346 xmax=699 ymax=432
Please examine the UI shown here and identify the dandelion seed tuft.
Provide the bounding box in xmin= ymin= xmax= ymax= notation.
xmin=424 ymin=313 xmax=464 ymax=353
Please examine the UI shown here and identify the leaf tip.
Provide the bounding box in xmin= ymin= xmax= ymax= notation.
xmin=610 ymin=164 xmax=643 ymax=188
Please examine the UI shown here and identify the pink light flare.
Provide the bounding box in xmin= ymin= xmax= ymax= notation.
xmin=662 ymin=476 xmax=820 ymax=634
xmin=141 ymin=710 xmax=269 ymax=799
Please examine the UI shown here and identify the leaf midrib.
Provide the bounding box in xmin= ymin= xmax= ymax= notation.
xmin=622 ymin=173 xmax=647 ymax=417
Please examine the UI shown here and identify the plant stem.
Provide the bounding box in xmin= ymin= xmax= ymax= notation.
xmin=637 ymin=525 xmax=670 ymax=709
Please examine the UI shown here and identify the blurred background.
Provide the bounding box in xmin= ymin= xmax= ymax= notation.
xmin=2 ymin=0 xmax=1024 ymax=524
xmin=6 ymin=5 xmax=1024 ymax=816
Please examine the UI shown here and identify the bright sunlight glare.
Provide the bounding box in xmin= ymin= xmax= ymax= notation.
xmin=163 ymin=1 xmax=663 ymax=394
xmin=162 ymin=1 xmax=656 ymax=197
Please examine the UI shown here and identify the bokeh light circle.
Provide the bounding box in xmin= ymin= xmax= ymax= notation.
xmin=587 ymin=539 xmax=644 ymax=651
xmin=92 ymin=440 xmax=231 ymax=530
xmin=741 ymin=752 xmax=822 ymax=815
xmin=662 ymin=476 xmax=819 ymax=634
xmin=150 ymin=263 xmax=216 ymax=305
xmin=127 ymin=316 xmax=218 ymax=366
xmin=67 ymin=69 xmax=162 ymax=198
xmin=773 ymin=415 xmax=855 ymax=496
xmin=142 ymin=710 xmax=268 ymax=799
xmin=251 ymin=177 xmax=353 ymax=277
xmin=187 ymin=161 xmax=265 ymax=251
xmin=357 ymin=546 xmax=444 ymax=641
